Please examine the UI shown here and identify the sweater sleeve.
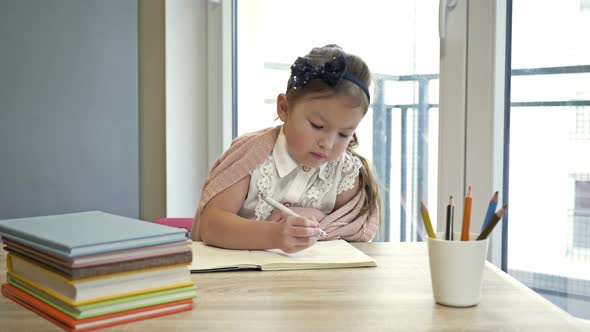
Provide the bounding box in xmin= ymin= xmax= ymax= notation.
xmin=318 ymin=190 xmax=380 ymax=242
xmin=191 ymin=126 xmax=281 ymax=241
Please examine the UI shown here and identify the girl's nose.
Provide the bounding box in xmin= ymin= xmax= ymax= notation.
xmin=318 ymin=134 xmax=335 ymax=150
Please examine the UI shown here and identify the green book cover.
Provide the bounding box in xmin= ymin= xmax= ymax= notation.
xmin=7 ymin=274 xmax=196 ymax=319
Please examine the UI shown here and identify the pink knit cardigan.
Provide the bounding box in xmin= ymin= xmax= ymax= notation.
xmin=191 ymin=126 xmax=379 ymax=242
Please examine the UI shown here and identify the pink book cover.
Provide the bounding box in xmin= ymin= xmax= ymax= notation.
xmin=6 ymin=249 xmax=193 ymax=280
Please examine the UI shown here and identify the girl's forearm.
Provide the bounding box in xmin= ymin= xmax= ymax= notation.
xmin=200 ymin=206 xmax=278 ymax=250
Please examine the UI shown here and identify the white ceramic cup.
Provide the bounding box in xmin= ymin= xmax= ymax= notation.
xmin=427 ymin=232 xmax=489 ymax=307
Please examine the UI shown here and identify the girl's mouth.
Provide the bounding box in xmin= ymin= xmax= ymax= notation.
xmin=310 ymin=152 xmax=327 ymax=160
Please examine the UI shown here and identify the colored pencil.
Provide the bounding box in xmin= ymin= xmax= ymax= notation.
xmin=477 ymin=205 xmax=508 ymax=240
xmin=445 ymin=196 xmax=455 ymax=240
xmin=420 ymin=201 xmax=436 ymax=239
xmin=461 ymin=186 xmax=473 ymax=241
xmin=481 ymin=191 xmax=499 ymax=232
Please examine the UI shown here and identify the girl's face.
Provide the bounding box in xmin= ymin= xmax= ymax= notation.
xmin=277 ymin=92 xmax=365 ymax=168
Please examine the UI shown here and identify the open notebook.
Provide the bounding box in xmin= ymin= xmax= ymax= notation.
xmin=190 ymin=240 xmax=377 ymax=272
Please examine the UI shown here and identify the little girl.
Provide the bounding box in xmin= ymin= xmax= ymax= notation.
xmin=191 ymin=45 xmax=381 ymax=253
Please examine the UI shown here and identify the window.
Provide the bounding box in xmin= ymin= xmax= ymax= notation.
xmin=236 ymin=0 xmax=440 ymax=241
xmin=507 ymin=0 xmax=590 ymax=319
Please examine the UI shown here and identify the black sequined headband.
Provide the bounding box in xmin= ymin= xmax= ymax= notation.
xmin=287 ymin=55 xmax=371 ymax=103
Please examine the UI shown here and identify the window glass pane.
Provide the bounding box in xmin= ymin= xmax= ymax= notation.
xmin=237 ymin=0 xmax=439 ymax=241
xmin=508 ymin=0 xmax=590 ymax=319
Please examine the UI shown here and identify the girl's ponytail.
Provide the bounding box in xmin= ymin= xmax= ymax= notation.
xmin=347 ymin=134 xmax=382 ymax=226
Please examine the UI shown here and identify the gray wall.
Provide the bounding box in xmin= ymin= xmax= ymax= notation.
xmin=0 ymin=0 xmax=139 ymax=219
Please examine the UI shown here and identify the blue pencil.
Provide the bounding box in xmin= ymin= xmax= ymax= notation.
xmin=481 ymin=191 xmax=499 ymax=232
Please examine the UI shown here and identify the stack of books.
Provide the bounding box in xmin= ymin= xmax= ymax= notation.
xmin=0 ymin=211 xmax=196 ymax=331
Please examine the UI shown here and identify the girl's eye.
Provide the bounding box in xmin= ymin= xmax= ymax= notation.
xmin=339 ymin=133 xmax=352 ymax=138
xmin=310 ymin=122 xmax=323 ymax=129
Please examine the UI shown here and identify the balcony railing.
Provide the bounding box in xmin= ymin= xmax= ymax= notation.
xmin=371 ymin=65 xmax=590 ymax=242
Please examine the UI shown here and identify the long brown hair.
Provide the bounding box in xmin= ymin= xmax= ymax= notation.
xmin=285 ymin=45 xmax=382 ymax=224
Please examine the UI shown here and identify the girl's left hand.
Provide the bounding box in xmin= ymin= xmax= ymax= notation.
xmin=267 ymin=207 xmax=327 ymax=223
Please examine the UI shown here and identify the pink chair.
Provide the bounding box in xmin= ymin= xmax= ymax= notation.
xmin=152 ymin=218 xmax=194 ymax=237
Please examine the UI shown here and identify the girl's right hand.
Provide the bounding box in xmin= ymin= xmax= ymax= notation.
xmin=272 ymin=216 xmax=322 ymax=254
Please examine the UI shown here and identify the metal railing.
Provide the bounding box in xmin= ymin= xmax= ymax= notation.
xmin=372 ymin=73 xmax=438 ymax=242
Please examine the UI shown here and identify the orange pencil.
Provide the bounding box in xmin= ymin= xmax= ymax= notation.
xmin=461 ymin=186 xmax=473 ymax=241
xmin=476 ymin=205 xmax=508 ymax=240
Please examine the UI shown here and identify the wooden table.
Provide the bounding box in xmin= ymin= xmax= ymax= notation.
xmin=0 ymin=242 xmax=585 ymax=331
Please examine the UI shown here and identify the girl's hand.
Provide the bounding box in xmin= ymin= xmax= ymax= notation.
xmin=272 ymin=216 xmax=323 ymax=253
xmin=267 ymin=207 xmax=327 ymax=223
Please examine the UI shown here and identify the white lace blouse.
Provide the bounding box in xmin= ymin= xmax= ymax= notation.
xmin=238 ymin=127 xmax=362 ymax=221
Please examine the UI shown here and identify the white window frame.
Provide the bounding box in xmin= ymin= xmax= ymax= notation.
xmin=207 ymin=0 xmax=234 ymax=157
xmin=163 ymin=0 xmax=233 ymax=217
xmin=439 ymin=0 xmax=507 ymax=267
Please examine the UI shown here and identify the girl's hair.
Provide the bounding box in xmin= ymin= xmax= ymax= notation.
xmin=285 ymin=44 xmax=382 ymax=225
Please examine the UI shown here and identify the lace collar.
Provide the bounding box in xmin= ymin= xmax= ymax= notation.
xmin=272 ymin=126 xmax=328 ymax=178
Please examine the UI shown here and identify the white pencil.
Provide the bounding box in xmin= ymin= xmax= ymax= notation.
xmin=260 ymin=193 xmax=328 ymax=237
